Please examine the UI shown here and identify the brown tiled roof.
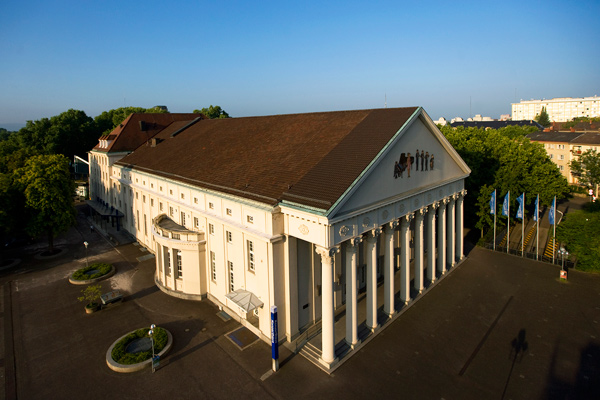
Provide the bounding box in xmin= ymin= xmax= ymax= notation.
xmin=527 ymin=131 xmax=600 ymax=145
xmin=116 ymin=108 xmax=419 ymax=210
xmin=92 ymin=113 xmax=199 ymax=153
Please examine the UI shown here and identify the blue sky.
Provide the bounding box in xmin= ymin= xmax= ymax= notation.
xmin=1 ymin=0 xmax=599 ymax=129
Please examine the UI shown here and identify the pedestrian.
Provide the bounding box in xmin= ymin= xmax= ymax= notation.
xmin=90 ymin=225 xmax=94 ymax=234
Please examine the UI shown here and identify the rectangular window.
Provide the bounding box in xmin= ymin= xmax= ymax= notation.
xmin=144 ymin=214 xmax=147 ymax=236
xmin=209 ymin=224 xmax=214 ymax=235
xmin=559 ymin=165 xmax=564 ymax=171
xmin=164 ymin=246 xmax=171 ymax=276
xmin=248 ymin=240 xmax=255 ymax=272
xmin=211 ymin=251 xmax=216 ymax=281
xmin=559 ymin=155 xmax=564 ymax=160
xmin=226 ymin=208 xmax=232 ymax=216
xmin=194 ymin=197 xmax=198 ymax=204
xmin=136 ymin=210 xmax=140 ymax=230
xmin=160 ymin=202 xmax=163 ymax=211
xmin=172 ymin=233 xmax=180 ymax=240
xmin=209 ymin=202 xmax=214 ymax=209
xmin=550 ymin=154 xmax=553 ymax=159
xmin=226 ymin=231 xmax=232 ymax=243
xmin=181 ymin=211 xmax=186 ymax=226
xmin=143 ymin=195 xmax=146 ymax=203
xmin=170 ymin=206 xmax=174 ymax=217
xmin=228 ymin=261 xmax=234 ymax=292
xmin=151 ymin=198 xmax=154 ymax=207
xmin=194 ymin=217 xmax=199 ymax=228
xmin=176 ymin=250 xmax=182 ymax=278
xmin=247 ymin=215 xmax=254 ymax=224
xmin=170 ymin=189 xmax=173 ymax=195
xmin=136 ymin=192 xmax=139 ymax=199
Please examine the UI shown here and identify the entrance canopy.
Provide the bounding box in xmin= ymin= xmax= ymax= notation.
xmin=225 ymin=289 xmax=264 ymax=313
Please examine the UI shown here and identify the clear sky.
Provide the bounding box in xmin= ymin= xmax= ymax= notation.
xmin=1 ymin=0 xmax=599 ymax=129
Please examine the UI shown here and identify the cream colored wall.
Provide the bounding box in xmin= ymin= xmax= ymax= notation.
xmin=109 ymin=164 xmax=281 ymax=340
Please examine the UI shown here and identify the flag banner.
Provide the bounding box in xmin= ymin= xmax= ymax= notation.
xmin=502 ymin=192 xmax=509 ymax=216
xmin=549 ymin=197 xmax=556 ymax=225
xmin=534 ymin=195 xmax=539 ymax=222
xmin=490 ymin=190 xmax=496 ymax=215
xmin=516 ymin=193 xmax=524 ymax=219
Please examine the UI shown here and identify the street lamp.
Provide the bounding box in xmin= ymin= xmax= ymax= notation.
xmin=83 ymin=241 xmax=89 ymax=268
xmin=148 ymin=324 xmax=156 ymax=373
xmin=558 ymin=247 xmax=569 ymax=271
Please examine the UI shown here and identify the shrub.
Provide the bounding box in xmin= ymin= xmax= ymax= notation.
xmin=111 ymin=327 xmax=168 ymax=365
xmin=72 ymin=263 xmax=113 ymax=280
xmin=77 ymin=284 xmax=102 ymax=307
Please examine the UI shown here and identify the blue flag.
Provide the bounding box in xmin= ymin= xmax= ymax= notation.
xmin=533 ymin=195 xmax=539 ymax=222
xmin=502 ymin=192 xmax=509 ymax=216
xmin=516 ymin=193 xmax=524 ymax=219
xmin=549 ymin=197 xmax=556 ymax=225
xmin=490 ymin=190 xmax=496 ymax=215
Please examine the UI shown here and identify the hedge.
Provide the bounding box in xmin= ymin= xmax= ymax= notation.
xmin=72 ymin=263 xmax=113 ymax=280
xmin=111 ymin=327 xmax=168 ymax=365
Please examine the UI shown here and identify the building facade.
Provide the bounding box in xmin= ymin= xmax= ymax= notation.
xmin=512 ymin=96 xmax=600 ymax=122
xmin=89 ymin=107 xmax=471 ymax=369
xmin=527 ymin=131 xmax=600 ymax=186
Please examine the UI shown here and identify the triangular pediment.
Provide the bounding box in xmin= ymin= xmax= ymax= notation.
xmin=328 ymin=110 xmax=470 ymax=219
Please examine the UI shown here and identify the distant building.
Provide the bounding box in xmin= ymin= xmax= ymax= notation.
xmin=512 ymin=96 xmax=600 ymax=122
xmin=526 ymin=130 xmax=600 ymax=185
xmin=434 ymin=117 xmax=447 ymax=126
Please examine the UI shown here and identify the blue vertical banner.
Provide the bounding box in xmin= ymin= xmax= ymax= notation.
xmin=533 ymin=195 xmax=539 ymax=222
xmin=490 ymin=189 xmax=496 ymax=215
xmin=502 ymin=192 xmax=510 ymax=216
xmin=549 ymin=197 xmax=556 ymax=225
xmin=516 ymin=193 xmax=524 ymax=219
xmin=270 ymin=305 xmax=279 ymax=371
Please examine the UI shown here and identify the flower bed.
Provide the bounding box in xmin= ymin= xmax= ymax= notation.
xmin=71 ymin=263 xmax=113 ymax=281
xmin=111 ymin=327 xmax=168 ymax=365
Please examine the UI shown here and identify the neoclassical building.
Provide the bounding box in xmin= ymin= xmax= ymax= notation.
xmin=88 ymin=107 xmax=470 ymax=369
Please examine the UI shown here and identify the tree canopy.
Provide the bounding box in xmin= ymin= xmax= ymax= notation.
xmin=17 ymin=154 xmax=76 ymax=251
xmin=535 ymin=107 xmax=551 ymax=127
xmin=441 ymin=125 xmax=570 ymax=234
xmin=570 ymin=149 xmax=600 ymax=194
xmin=193 ymin=105 xmax=230 ymax=119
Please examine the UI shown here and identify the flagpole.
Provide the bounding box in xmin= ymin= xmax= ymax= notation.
xmin=521 ymin=193 xmax=525 ymax=257
xmin=493 ymin=189 xmax=496 ymax=251
xmin=536 ymin=194 xmax=539 ymax=261
xmin=507 ymin=192 xmax=510 ymax=254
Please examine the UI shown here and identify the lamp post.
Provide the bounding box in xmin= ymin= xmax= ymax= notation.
xmin=83 ymin=241 xmax=89 ymax=268
xmin=148 ymin=324 xmax=156 ymax=373
xmin=558 ymin=247 xmax=568 ymax=271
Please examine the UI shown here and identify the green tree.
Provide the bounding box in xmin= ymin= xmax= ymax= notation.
xmin=441 ymin=125 xmax=570 ymax=234
xmin=193 ymin=105 xmax=230 ymax=119
xmin=570 ymin=149 xmax=600 ymax=194
xmin=94 ymin=106 xmax=169 ymax=134
xmin=535 ymin=106 xmax=551 ymax=127
xmin=17 ymin=154 xmax=76 ymax=252
xmin=556 ymin=208 xmax=600 ymax=272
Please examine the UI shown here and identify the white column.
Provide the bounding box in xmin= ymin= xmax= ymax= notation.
xmin=384 ymin=221 xmax=398 ymax=317
xmin=400 ymin=214 xmax=413 ymax=304
xmin=315 ymin=245 xmax=339 ymax=365
xmin=345 ymin=237 xmax=361 ymax=348
xmin=457 ymin=190 xmax=466 ymax=261
xmin=447 ymin=195 xmax=456 ymax=267
xmin=365 ymin=229 xmax=380 ymax=331
xmin=427 ymin=202 xmax=438 ymax=283
xmin=437 ymin=199 xmax=447 ymax=275
xmin=414 ymin=208 xmax=425 ymax=294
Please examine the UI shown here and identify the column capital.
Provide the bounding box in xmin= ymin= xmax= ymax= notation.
xmin=430 ymin=201 xmax=439 ymax=211
xmin=401 ymin=212 xmax=414 ymax=224
xmin=365 ymin=227 xmax=381 ymax=242
xmin=441 ymin=197 xmax=450 ymax=206
xmin=315 ymin=245 xmax=340 ymax=258
xmin=416 ymin=206 xmax=427 ymax=217
xmin=387 ymin=220 xmax=399 ymax=231
xmin=460 ymin=189 xmax=467 ymax=197
xmin=349 ymin=236 xmax=363 ymax=247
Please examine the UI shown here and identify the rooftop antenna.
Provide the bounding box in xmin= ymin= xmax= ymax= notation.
xmin=385 ymin=93 xmax=387 ymax=108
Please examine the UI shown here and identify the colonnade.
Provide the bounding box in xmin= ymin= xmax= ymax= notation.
xmin=315 ymin=191 xmax=466 ymax=366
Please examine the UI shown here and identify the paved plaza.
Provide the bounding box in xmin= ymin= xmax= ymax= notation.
xmin=1 ymin=205 xmax=599 ymax=400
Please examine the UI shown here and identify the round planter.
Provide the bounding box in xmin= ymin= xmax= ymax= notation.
xmin=106 ymin=329 xmax=173 ymax=373
xmin=69 ymin=265 xmax=116 ymax=285
xmin=85 ymin=303 xmax=100 ymax=314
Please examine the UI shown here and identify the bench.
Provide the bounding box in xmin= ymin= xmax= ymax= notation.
xmin=100 ymin=291 xmax=123 ymax=308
